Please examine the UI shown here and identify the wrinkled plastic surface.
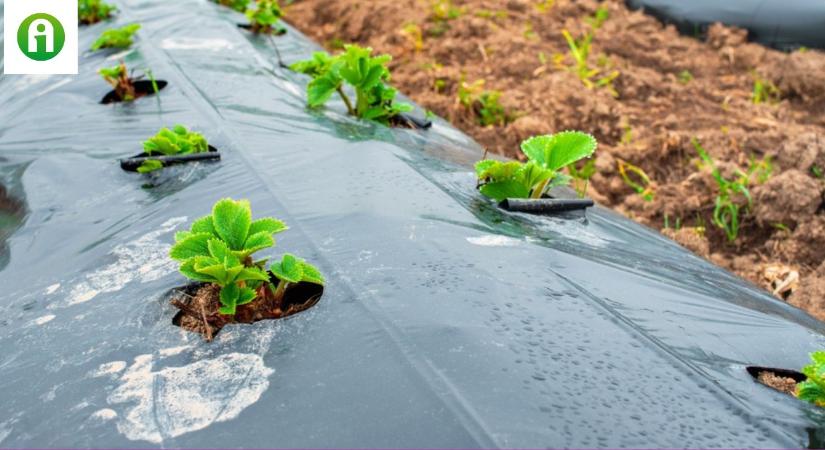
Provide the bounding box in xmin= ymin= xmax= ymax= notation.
xmin=2 ymin=0 xmax=825 ymax=447
xmin=626 ymin=0 xmax=825 ymax=51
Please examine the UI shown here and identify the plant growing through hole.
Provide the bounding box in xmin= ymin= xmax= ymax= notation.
xmin=290 ymin=44 xmax=412 ymax=125
xmin=458 ymin=79 xmax=513 ymax=127
xmin=91 ymin=24 xmax=140 ymax=51
xmin=617 ymin=159 xmax=655 ymax=201
xmin=170 ymin=198 xmax=323 ymax=315
xmin=136 ymin=125 xmax=210 ymax=173
xmin=99 ymin=62 xmax=159 ymax=102
xmin=475 ymin=131 xmax=598 ymax=202
xmin=797 ymin=351 xmax=825 ymax=407
xmin=79 ymin=0 xmax=116 ymax=25
xmin=213 ymin=0 xmax=251 ymax=12
xmin=245 ymin=0 xmax=286 ymax=34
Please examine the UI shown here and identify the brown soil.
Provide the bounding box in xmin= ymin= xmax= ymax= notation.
xmin=757 ymin=371 xmax=800 ymax=397
xmin=171 ymin=280 xmax=323 ymax=341
xmin=284 ymin=0 xmax=825 ymax=319
xmin=101 ymin=80 xmax=168 ymax=105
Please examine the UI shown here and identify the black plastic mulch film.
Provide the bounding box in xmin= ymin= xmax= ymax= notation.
xmin=1 ymin=1 xmax=825 ymax=448
xmin=625 ymin=0 xmax=825 ymax=51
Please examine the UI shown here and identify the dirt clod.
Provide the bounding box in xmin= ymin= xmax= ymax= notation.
xmin=757 ymin=371 xmax=799 ymax=397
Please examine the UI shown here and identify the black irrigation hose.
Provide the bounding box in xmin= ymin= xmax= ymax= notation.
xmin=499 ymin=198 xmax=594 ymax=214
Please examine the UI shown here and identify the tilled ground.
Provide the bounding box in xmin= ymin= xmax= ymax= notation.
xmin=284 ymin=0 xmax=825 ymax=319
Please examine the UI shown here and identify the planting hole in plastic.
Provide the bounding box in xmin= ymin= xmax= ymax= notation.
xmin=0 ymin=183 xmax=24 ymax=271
xmin=237 ymin=23 xmax=287 ymax=35
xmin=747 ymin=366 xmax=806 ymax=397
xmin=499 ymin=197 xmax=594 ymax=214
xmin=120 ymin=145 xmax=221 ymax=172
xmin=100 ymin=80 xmax=168 ymax=104
xmin=170 ymin=274 xmax=324 ymax=340
xmin=391 ymin=112 xmax=433 ymax=130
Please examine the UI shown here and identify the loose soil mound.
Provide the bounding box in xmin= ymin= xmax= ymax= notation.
xmin=285 ymin=0 xmax=825 ymax=319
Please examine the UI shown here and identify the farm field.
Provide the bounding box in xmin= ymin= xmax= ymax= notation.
xmin=286 ymin=0 xmax=825 ymax=319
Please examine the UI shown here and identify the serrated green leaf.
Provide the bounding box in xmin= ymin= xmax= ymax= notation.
xmin=218 ymin=283 xmax=240 ymax=315
xmin=237 ymin=287 xmax=257 ymax=306
xmin=479 ymin=180 xmax=531 ymax=202
xmin=300 ymin=261 xmax=325 ymax=285
xmin=248 ymin=217 xmax=288 ymax=237
xmin=179 ymin=258 xmax=218 ymax=282
xmin=212 ymin=198 xmax=252 ymax=250
xmin=237 ymin=266 xmax=271 ymax=282
xmin=174 ymin=230 xmax=192 ymax=242
xmin=242 ymin=231 xmax=275 ymax=256
xmin=307 ymin=76 xmax=340 ymax=107
xmin=137 ymin=159 xmax=164 ymax=173
xmin=169 ymin=232 xmax=213 ymax=261
xmin=520 ymin=131 xmax=597 ymax=171
xmin=191 ymin=215 xmax=217 ymax=235
xmin=270 ymin=253 xmax=303 ymax=283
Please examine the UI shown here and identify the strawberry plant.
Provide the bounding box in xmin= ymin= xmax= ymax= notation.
xmin=798 ymin=351 xmax=825 ymax=407
xmin=91 ymin=24 xmax=141 ymax=51
xmin=170 ymin=198 xmax=323 ymax=316
xmin=137 ymin=125 xmax=210 ymax=173
xmin=79 ymin=0 xmax=116 ymax=25
xmin=567 ymin=159 xmax=597 ymax=198
xmin=213 ymin=0 xmax=251 ymax=12
xmin=475 ymin=131 xmax=597 ymax=202
xmin=99 ymin=62 xmax=159 ymax=102
xmin=290 ymin=44 xmax=412 ymax=125
xmin=245 ymin=0 xmax=286 ymax=34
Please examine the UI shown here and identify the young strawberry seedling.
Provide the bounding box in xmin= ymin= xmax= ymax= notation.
xmin=797 ymin=352 xmax=825 ymax=407
xmin=244 ymin=0 xmax=286 ymax=34
xmin=290 ymin=44 xmax=414 ymax=126
xmin=99 ymin=62 xmax=166 ymax=104
xmin=121 ymin=125 xmax=217 ymax=173
xmin=91 ymin=24 xmax=141 ymax=51
xmin=79 ymin=0 xmax=116 ymax=25
xmin=169 ymin=198 xmax=324 ymax=340
xmin=475 ymin=131 xmax=597 ymax=203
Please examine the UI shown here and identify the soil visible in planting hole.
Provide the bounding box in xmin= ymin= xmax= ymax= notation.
xmin=758 ymin=371 xmax=800 ymax=396
xmin=285 ymin=0 xmax=825 ymax=320
xmin=238 ymin=23 xmax=287 ymax=35
xmin=171 ymin=279 xmax=323 ymax=340
xmin=101 ymin=80 xmax=168 ymax=104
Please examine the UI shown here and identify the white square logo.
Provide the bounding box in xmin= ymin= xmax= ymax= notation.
xmin=4 ymin=0 xmax=78 ymax=74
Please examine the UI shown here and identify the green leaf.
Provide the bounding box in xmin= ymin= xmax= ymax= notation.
xmin=270 ymin=253 xmax=303 ymax=283
xmin=307 ymin=76 xmax=340 ymax=107
xmin=191 ymin=215 xmax=217 ymax=236
xmin=218 ymin=284 xmax=240 ymax=315
xmin=174 ymin=230 xmax=192 ymax=242
xmin=248 ymin=217 xmax=288 ymax=236
xmin=169 ymin=232 xmax=213 ymax=261
xmin=212 ymin=198 xmax=252 ymax=250
xmin=207 ymin=238 xmax=231 ymax=262
xmin=300 ymin=261 xmax=325 ymax=285
xmin=520 ymin=131 xmax=597 ymax=171
xmin=237 ymin=266 xmax=271 ymax=282
xmin=479 ymin=180 xmax=531 ymax=202
xmin=137 ymin=159 xmax=164 ymax=173
xmin=237 ymin=287 xmax=257 ymax=306
xmin=179 ymin=258 xmax=218 ymax=282
xmin=242 ymin=232 xmax=275 ymax=256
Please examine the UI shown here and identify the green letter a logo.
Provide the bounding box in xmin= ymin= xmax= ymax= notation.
xmin=17 ymin=13 xmax=66 ymax=61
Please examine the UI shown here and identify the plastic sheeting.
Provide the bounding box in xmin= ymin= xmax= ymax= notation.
xmin=2 ymin=0 xmax=825 ymax=447
xmin=625 ymin=0 xmax=825 ymax=51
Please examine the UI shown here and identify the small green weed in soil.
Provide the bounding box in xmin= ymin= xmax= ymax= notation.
xmin=458 ymin=79 xmax=514 ymax=127
xmin=475 ymin=131 xmax=597 ymax=202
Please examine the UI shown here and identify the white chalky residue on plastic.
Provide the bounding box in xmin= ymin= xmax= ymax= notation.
xmin=160 ymin=38 xmax=234 ymax=51
xmin=90 ymin=409 xmax=118 ymax=421
xmin=44 ymin=283 xmax=60 ymax=294
xmin=32 ymin=314 xmax=55 ymax=325
xmin=159 ymin=345 xmax=191 ymax=357
xmin=107 ymin=353 xmax=273 ymax=444
xmin=91 ymin=361 xmax=127 ymax=378
xmin=67 ymin=217 xmax=187 ymax=305
xmin=0 ymin=422 xmax=11 ymax=445
xmin=466 ymin=235 xmax=522 ymax=247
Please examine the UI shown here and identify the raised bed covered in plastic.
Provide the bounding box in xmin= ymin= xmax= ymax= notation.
xmin=2 ymin=0 xmax=825 ymax=447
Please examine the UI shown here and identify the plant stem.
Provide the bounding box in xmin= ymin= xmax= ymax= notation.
xmin=269 ymin=280 xmax=287 ymax=310
xmin=531 ymin=179 xmax=550 ymax=199
xmin=337 ymin=87 xmax=355 ymax=116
